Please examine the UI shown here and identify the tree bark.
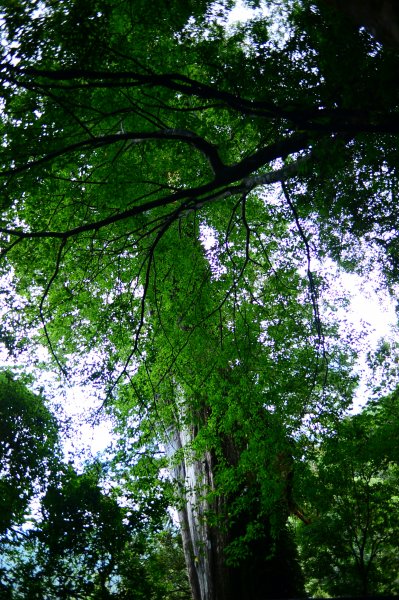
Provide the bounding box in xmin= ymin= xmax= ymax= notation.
xmin=165 ymin=422 xmax=305 ymax=600
xmin=165 ymin=423 xmax=240 ymax=600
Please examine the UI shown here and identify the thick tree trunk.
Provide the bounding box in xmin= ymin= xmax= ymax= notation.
xmin=166 ymin=425 xmax=227 ymax=600
xmin=166 ymin=424 xmax=305 ymax=600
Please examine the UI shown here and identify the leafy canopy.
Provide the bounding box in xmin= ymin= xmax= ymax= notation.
xmin=0 ymin=0 xmax=398 ymax=592
xmin=0 ymin=371 xmax=59 ymax=536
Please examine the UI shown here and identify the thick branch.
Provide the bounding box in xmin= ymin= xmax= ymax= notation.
xmin=5 ymin=65 xmax=281 ymax=118
xmin=0 ymin=134 xmax=313 ymax=242
xmin=0 ymin=129 xmax=224 ymax=178
xmin=216 ymin=133 xmax=311 ymax=184
xmin=6 ymin=65 xmax=399 ymax=135
xmin=243 ymin=154 xmax=313 ymax=190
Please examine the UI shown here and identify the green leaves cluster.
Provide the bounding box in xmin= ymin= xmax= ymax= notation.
xmin=296 ymin=390 xmax=399 ymax=597
xmin=0 ymin=374 xmax=190 ymax=599
xmin=0 ymin=0 xmax=399 ymax=597
xmin=0 ymin=371 xmax=59 ymax=536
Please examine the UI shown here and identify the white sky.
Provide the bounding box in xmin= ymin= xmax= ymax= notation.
xmin=226 ymin=0 xmax=262 ymax=23
xmin=340 ymin=273 xmax=397 ymax=344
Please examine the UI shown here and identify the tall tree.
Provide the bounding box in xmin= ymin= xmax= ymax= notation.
xmin=0 ymin=371 xmax=59 ymax=538
xmin=0 ymin=459 xmax=190 ymax=599
xmin=0 ymin=0 xmax=398 ymax=597
xmin=296 ymin=389 xmax=399 ymax=596
xmin=111 ymin=220 xmax=352 ymax=600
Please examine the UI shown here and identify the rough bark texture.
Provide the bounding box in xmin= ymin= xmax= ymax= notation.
xmin=166 ymin=423 xmax=305 ymax=600
xmin=164 ymin=429 xmax=227 ymax=600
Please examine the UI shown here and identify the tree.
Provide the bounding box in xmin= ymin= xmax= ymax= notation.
xmin=108 ymin=223 xmax=352 ymax=599
xmin=115 ymin=529 xmax=191 ymax=600
xmin=0 ymin=458 xmax=190 ymax=599
xmin=37 ymin=463 xmax=131 ymax=598
xmin=296 ymin=391 xmax=399 ymax=596
xmin=0 ymin=0 xmax=398 ymax=598
xmin=0 ymin=371 xmax=59 ymax=537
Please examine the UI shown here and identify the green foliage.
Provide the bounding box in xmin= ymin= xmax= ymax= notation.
xmin=115 ymin=529 xmax=191 ymax=600
xmin=0 ymin=459 xmax=190 ymax=599
xmin=296 ymin=390 xmax=399 ymax=596
xmin=0 ymin=371 xmax=59 ymax=535
xmin=0 ymin=0 xmax=399 ymax=597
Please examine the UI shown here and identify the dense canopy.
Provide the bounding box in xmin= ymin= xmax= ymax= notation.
xmin=0 ymin=1 xmax=399 ymax=598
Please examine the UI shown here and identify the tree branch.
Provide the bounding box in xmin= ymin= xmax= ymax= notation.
xmin=0 ymin=135 xmax=313 ymax=243
xmin=243 ymin=154 xmax=313 ymax=190
xmin=0 ymin=129 xmax=224 ymax=178
xmin=39 ymin=238 xmax=69 ymax=377
xmin=7 ymin=65 xmax=399 ymax=135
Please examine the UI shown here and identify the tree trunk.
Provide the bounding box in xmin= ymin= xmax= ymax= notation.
xmin=165 ymin=424 xmax=305 ymax=600
xmin=166 ymin=423 xmax=235 ymax=600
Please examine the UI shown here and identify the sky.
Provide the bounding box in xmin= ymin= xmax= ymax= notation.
xmin=335 ymin=270 xmax=398 ymax=411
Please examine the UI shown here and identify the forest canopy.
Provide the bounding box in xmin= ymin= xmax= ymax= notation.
xmin=0 ymin=1 xmax=399 ymax=598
